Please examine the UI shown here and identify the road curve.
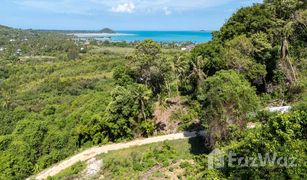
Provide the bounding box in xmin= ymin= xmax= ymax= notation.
xmin=32 ymin=131 xmax=204 ymax=180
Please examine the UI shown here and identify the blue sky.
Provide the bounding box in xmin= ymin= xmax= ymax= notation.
xmin=0 ymin=0 xmax=262 ymax=30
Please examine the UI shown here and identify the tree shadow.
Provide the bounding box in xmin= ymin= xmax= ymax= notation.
xmin=184 ymin=122 xmax=203 ymax=132
xmin=155 ymin=122 xmax=166 ymax=131
xmin=187 ymin=136 xmax=211 ymax=155
xmin=181 ymin=121 xmax=210 ymax=155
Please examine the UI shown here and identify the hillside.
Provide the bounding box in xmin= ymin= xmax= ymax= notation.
xmin=0 ymin=27 xmax=189 ymax=179
xmin=0 ymin=0 xmax=307 ymax=179
xmin=0 ymin=25 xmax=12 ymax=30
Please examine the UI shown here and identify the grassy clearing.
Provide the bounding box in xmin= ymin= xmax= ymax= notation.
xmin=47 ymin=161 xmax=86 ymax=180
xmin=93 ymin=137 xmax=207 ymax=179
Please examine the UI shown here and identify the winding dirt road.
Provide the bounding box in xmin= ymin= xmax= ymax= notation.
xmin=32 ymin=131 xmax=204 ymax=180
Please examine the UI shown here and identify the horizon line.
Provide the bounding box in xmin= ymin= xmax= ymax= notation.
xmin=1 ymin=24 xmax=216 ymax=32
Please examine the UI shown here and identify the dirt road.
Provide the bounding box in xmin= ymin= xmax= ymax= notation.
xmin=33 ymin=131 xmax=204 ymax=180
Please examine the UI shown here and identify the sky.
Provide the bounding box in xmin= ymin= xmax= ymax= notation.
xmin=0 ymin=0 xmax=263 ymax=31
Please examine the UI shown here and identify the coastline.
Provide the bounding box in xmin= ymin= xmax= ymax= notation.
xmin=71 ymin=31 xmax=212 ymax=43
xmin=71 ymin=33 xmax=135 ymax=37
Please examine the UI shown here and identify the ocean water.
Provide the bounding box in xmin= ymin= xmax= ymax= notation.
xmin=75 ymin=31 xmax=212 ymax=43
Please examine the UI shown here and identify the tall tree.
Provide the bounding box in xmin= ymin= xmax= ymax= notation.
xmin=130 ymin=39 xmax=171 ymax=95
xmin=198 ymin=70 xmax=260 ymax=147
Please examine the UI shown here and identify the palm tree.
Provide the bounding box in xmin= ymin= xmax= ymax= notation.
xmin=133 ymin=84 xmax=152 ymax=122
xmin=172 ymin=55 xmax=189 ymax=95
xmin=188 ymin=56 xmax=208 ymax=91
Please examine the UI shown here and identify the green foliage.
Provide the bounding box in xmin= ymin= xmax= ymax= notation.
xmin=73 ymin=114 xmax=109 ymax=147
xmin=201 ymin=169 xmax=226 ymax=180
xmin=105 ymin=84 xmax=153 ymax=141
xmin=191 ymin=0 xmax=306 ymax=104
xmin=0 ymin=29 xmax=130 ymax=178
xmin=47 ymin=161 xmax=86 ymax=180
xmin=176 ymin=101 xmax=201 ymax=130
xmin=0 ymin=141 xmax=34 ymax=180
xmin=129 ymin=39 xmax=172 ymax=95
xmin=0 ymin=109 xmax=26 ymax=135
xmin=265 ymin=0 xmax=305 ymax=19
xmin=214 ymin=107 xmax=307 ymax=179
xmin=223 ymin=35 xmax=267 ymax=87
xmin=102 ymin=143 xmax=176 ymax=178
xmin=98 ymin=137 xmax=206 ymax=179
xmin=0 ymin=0 xmax=306 ymax=178
xmin=112 ymin=65 xmax=133 ymax=86
xmin=135 ymin=39 xmax=161 ymax=58
xmin=67 ymin=45 xmax=79 ymax=60
xmin=216 ymin=4 xmax=277 ymax=42
xmin=0 ymin=27 xmax=76 ymax=62
xmin=198 ymin=70 xmax=260 ymax=147
xmin=191 ymin=40 xmax=226 ymax=76
xmin=140 ymin=120 xmax=155 ymax=137
xmin=0 ymin=35 xmax=186 ymax=179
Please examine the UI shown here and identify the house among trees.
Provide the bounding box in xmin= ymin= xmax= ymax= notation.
xmin=181 ymin=44 xmax=195 ymax=51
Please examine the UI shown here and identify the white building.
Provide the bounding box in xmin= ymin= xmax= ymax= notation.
xmin=181 ymin=47 xmax=187 ymax=51
xmin=268 ymin=106 xmax=292 ymax=113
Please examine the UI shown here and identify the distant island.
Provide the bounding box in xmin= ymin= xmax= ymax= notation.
xmin=99 ymin=28 xmax=116 ymax=34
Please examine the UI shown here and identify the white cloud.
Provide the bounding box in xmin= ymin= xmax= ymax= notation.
xmin=14 ymin=0 xmax=262 ymax=15
xmin=91 ymin=0 xmax=231 ymax=11
xmin=111 ymin=2 xmax=135 ymax=13
xmin=90 ymin=0 xmax=236 ymax=14
xmin=163 ymin=7 xmax=172 ymax=15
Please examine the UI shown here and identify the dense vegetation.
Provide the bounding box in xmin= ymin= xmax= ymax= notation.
xmin=0 ymin=0 xmax=306 ymax=179
xmin=194 ymin=0 xmax=306 ymax=178
xmin=0 ymin=29 xmax=125 ymax=179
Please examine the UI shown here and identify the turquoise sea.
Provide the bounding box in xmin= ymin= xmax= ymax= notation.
xmin=75 ymin=31 xmax=212 ymax=43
